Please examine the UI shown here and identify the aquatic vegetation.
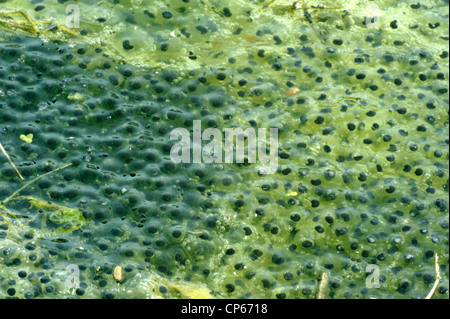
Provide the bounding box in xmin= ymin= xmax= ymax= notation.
xmin=146 ymin=275 xmax=216 ymax=299
xmin=11 ymin=196 xmax=85 ymax=233
xmin=0 ymin=9 xmax=39 ymax=34
xmin=0 ymin=163 xmax=83 ymax=234
xmin=0 ymin=0 xmax=448 ymax=299
xmin=19 ymin=134 xmax=33 ymax=144
xmin=0 ymin=9 xmax=79 ymax=37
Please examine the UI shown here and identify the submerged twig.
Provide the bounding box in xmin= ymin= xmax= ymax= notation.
xmin=0 ymin=142 xmax=25 ymax=181
xmin=2 ymin=163 xmax=72 ymax=206
xmin=425 ymin=253 xmax=441 ymax=299
xmin=1 ymin=163 xmax=77 ymax=234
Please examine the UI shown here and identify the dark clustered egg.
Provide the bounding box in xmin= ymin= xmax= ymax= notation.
xmin=0 ymin=1 xmax=447 ymax=301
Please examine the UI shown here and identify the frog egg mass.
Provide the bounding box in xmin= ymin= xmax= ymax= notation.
xmin=0 ymin=0 xmax=448 ymax=299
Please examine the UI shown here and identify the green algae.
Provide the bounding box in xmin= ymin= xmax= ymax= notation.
xmin=0 ymin=0 xmax=448 ymax=299
xmin=12 ymin=196 xmax=85 ymax=233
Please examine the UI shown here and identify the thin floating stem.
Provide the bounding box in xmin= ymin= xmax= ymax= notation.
xmin=425 ymin=253 xmax=441 ymax=299
xmin=0 ymin=142 xmax=25 ymax=181
xmin=2 ymin=163 xmax=72 ymax=206
xmin=0 ymin=9 xmax=39 ymax=34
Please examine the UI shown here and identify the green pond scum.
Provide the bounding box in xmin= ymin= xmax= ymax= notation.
xmin=0 ymin=0 xmax=448 ymax=299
